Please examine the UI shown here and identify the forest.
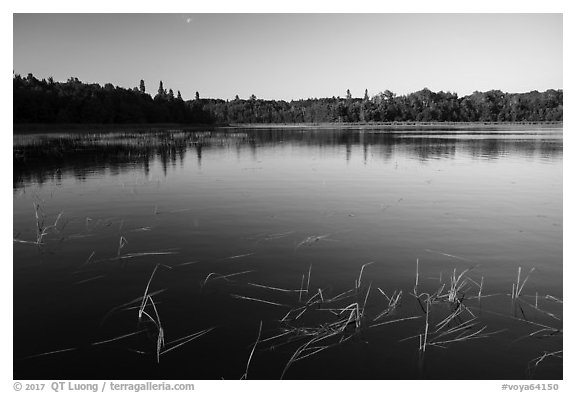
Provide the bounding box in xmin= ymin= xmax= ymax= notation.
xmin=13 ymin=73 xmax=563 ymax=125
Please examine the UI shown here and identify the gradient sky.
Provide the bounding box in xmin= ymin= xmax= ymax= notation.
xmin=13 ymin=13 xmax=562 ymax=101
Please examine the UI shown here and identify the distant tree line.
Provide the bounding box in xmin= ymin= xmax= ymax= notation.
xmin=13 ymin=73 xmax=211 ymax=124
xmin=202 ymin=88 xmax=562 ymax=123
xmin=14 ymin=73 xmax=562 ymax=124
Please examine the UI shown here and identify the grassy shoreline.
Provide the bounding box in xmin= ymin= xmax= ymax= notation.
xmin=226 ymin=121 xmax=563 ymax=131
xmin=13 ymin=121 xmax=562 ymax=134
xmin=12 ymin=123 xmax=221 ymax=134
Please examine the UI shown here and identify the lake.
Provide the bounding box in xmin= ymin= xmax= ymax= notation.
xmin=13 ymin=126 xmax=563 ymax=380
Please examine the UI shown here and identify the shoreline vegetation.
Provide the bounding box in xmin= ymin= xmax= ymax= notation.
xmin=14 ymin=73 xmax=562 ymax=128
xmin=13 ymin=121 xmax=563 ymax=134
xmin=226 ymin=121 xmax=563 ymax=130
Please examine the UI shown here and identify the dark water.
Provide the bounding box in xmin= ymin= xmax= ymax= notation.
xmin=13 ymin=127 xmax=563 ymax=380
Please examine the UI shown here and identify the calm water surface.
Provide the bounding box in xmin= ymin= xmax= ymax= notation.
xmin=13 ymin=128 xmax=562 ymax=379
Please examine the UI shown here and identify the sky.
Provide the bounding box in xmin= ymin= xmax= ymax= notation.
xmin=13 ymin=13 xmax=562 ymax=101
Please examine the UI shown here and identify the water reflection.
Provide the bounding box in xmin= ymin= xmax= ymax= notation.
xmin=12 ymin=127 xmax=563 ymax=379
xmin=13 ymin=128 xmax=562 ymax=189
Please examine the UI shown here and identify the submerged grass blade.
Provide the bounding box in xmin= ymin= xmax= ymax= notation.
xmin=138 ymin=264 xmax=172 ymax=320
xmin=161 ymin=328 xmax=215 ymax=355
xmin=101 ymin=289 xmax=166 ymax=326
xmin=230 ymin=294 xmax=286 ymax=307
xmin=517 ymin=267 xmax=536 ymax=298
xmin=248 ymin=283 xmax=305 ymax=293
xmin=242 ymin=321 xmax=263 ymax=380
xmin=202 ymin=270 xmax=255 ymax=287
xmin=24 ymin=347 xmax=77 ymax=359
xmin=357 ymin=262 xmax=374 ymax=289
xmin=139 ymin=265 xmax=160 ymax=319
xmin=298 ymin=274 xmax=305 ymax=303
xmin=306 ymin=265 xmax=312 ymax=297
xmin=112 ymin=251 xmax=178 ymax=261
xmin=222 ymin=252 xmax=255 ymax=261
xmin=74 ymin=275 xmax=105 ymax=285
xmin=92 ymin=330 xmax=146 ymax=346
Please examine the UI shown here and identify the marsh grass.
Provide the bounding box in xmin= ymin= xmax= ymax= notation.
xmin=112 ymin=250 xmax=178 ymax=261
xmin=255 ymin=263 xmax=380 ymax=378
xmin=160 ymin=327 xmax=215 ymax=356
xmin=74 ymin=275 xmax=105 ymax=285
xmin=399 ymin=259 xmax=512 ymax=355
xmin=512 ymin=267 xmax=536 ymax=300
xmin=117 ymin=236 xmax=128 ymax=258
xmin=231 ymin=294 xmax=287 ymax=307
xmin=34 ymin=203 xmax=63 ymax=244
xmin=83 ymin=251 xmax=96 ymax=267
xmin=201 ymin=270 xmax=254 ymax=287
xmin=527 ymin=350 xmax=563 ymax=376
xmin=14 ymin=203 xmax=63 ymax=246
xmin=91 ymin=330 xmax=146 ymax=346
xmin=241 ymin=321 xmax=263 ymax=380
xmin=374 ymin=289 xmax=402 ymax=321
xmin=220 ymin=253 xmax=255 ymax=261
xmin=248 ymin=283 xmax=306 ymax=293
xmin=250 ymin=258 xmax=525 ymax=378
xmin=16 ymin=210 xmax=560 ymax=379
xmin=24 ymin=347 xmax=77 ymax=359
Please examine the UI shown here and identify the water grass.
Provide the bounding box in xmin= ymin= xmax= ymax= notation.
xmin=370 ymin=315 xmax=422 ymax=329
xmin=266 ymin=264 xmax=389 ymax=377
xmin=74 ymin=275 xmax=105 ymax=285
xmin=14 ymin=203 xmax=64 ymax=245
xmin=91 ymin=330 xmax=146 ymax=346
xmin=512 ymin=267 xmax=536 ymax=299
xmin=295 ymin=234 xmax=331 ymax=249
xmin=478 ymin=276 xmax=484 ymax=300
xmin=138 ymin=264 xmax=172 ymax=320
xmin=361 ymin=283 xmax=372 ymax=320
xmin=248 ymin=283 xmax=306 ymax=293
xmin=304 ymin=265 xmax=312 ymax=295
xmin=24 ymin=347 xmax=77 ymax=359
xmin=374 ymin=288 xmax=402 ymax=321
xmin=82 ymin=251 xmax=96 ymax=267
xmin=241 ymin=321 xmax=263 ymax=379
xmin=174 ymin=260 xmax=199 ymax=267
xmin=117 ymin=236 xmax=128 ymax=258
xmin=231 ymin=294 xmax=287 ymax=307
xmin=516 ymin=298 xmax=561 ymax=321
xmin=279 ymin=325 xmax=344 ymax=379
xmin=545 ymin=295 xmax=562 ymax=303
xmin=201 ymin=270 xmax=254 ymax=287
xmin=414 ymin=258 xmax=419 ymax=294
xmin=421 ymin=296 xmax=430 ymax=352
xmin=424 ymin=248 xmax=473 ymax=263
xmin=138 ymin=294 xmax=165 ymax=363
xmin=356 ymin=261 xmax=374 ymax=289
xmin=221 ymin=252 xmax=255 ymax=261
xmin=509 ymin=316 xmax=562 ymax=345
xmin=298 ymin=274 xmax=305 ymax=303
xmin=527 ymin=350 xmax=562 ymax=376
xmin=160 ymin=327 xmax=215 ymax=356
xmin=101 ymin=288 xmax=166 ymax=326
xmin=447 ymin=267 xmax=471 ymax=303
xmin=111 ymin=250 xmax=178 ymax=261
xmin=14 ymin=212 xmax=561 ymax=379
xmin=323 ymin=288 xmax=357 ymax=304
